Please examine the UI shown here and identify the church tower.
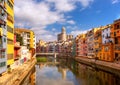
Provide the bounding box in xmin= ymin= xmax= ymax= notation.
xmin=61 ymin=27 xmax=66 ymax=41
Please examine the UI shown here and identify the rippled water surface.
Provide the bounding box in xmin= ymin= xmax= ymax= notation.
xmin=36 ymin=58 xmax=120 ymax=85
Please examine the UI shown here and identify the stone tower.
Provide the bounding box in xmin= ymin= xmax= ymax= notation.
xmin=61 ymin=27 xmax=66 ymax=41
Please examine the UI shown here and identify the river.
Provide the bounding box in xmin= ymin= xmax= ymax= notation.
xmin=35 ymin=57 xmax=120 ymax=85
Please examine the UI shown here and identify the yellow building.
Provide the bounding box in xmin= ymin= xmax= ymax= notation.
xmin=15 ymin=28 xmax=36 ymax=57
xmin=6 ymin=0 xmax=14 ymax=66
xmin=94 ymin=27 xmax=102 ymax=59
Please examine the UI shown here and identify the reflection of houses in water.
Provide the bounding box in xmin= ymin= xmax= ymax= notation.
xmin=58 ymin=65 xmax=68 ymax=80
xmin=39 ymin=63 xmax=46 ymax=69
xmin=75 ymin=62 xmax=119 ymax=85
xmin=38 ymin=62 xmax=60 ymax=69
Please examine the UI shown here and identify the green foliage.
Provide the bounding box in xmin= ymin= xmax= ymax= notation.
xmin=37 ymin=57 xmax=47 ymax=62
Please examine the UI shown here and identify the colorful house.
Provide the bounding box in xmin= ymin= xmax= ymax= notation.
xmin=14 ymin=34 xmax=21 ymax=61
xmin=101 ymin=25 xmax=114 ymax=61
xmin=75 ymin=34 xmax=81 ymax=57
xmin=87 ymin=29 xmax=95 ymax=58
xmin=75 ymin=34 xmax=87 ymax=57
xmin=14 ymin=28 xmax=36 ymax=58
xmin=111 ymin=19 xmax=120 ymax=62
xmin=0 ymin=0 xmax=7 ymax=73
xmin=6 ymin=0 xmax=14 ymax=67
xmin=94 ymin=27 xmax=102 ymax=59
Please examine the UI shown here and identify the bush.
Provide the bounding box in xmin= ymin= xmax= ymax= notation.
xmin=37 ymin=57 xmax=47 ymax=62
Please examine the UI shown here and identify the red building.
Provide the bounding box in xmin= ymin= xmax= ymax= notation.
xmin=14 ymin=34 xmax=21 ymax=61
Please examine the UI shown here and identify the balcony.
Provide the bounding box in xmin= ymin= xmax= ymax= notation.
xmin=115 ymin=44 xmax=120 ymax=51
xmin=106 ymin=36 xmax=111 ymax=39
xmin=114 ymin=30 xmax=120 ymax=37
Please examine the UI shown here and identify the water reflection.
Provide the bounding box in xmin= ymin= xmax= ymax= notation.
xmin=68 ymin=59 xmax=120 ymax=85
xmin=36 ymin=64 xmax=76 ymax=85
xmin=36 ymin=58 xmax=120 ymax=85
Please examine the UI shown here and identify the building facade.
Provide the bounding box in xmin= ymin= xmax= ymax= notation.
xmin=76 ymin=34 xmax=87 ymax=57
xmin=111 ymin=19 xmax=120 ymax=62
xmin=6 ymin=0 xmax=14 ymax=67
xmin=14 ymin=28 xmax=36 ymax=58
xmin=94 ymin=28 xmax=102 ymax=60
xmin=101 ymin=25 xmax=114 ymax=61
xmin=87 ymin=29 xmax=95 ymax=58
xmin=0 ymin=0 xmax=7 ymax=74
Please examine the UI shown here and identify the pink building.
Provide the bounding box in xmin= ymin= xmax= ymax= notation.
xmin=76 ymin=34 xmax=87 ymax=57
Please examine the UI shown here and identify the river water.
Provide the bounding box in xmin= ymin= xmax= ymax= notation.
xmin=35 ymin=57 xmax=120 ymax=85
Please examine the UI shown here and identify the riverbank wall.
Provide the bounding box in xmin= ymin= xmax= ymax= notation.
xmin=75 ymin=57 xmax=120 ymax=76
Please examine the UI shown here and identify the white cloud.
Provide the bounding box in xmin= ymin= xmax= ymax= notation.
xmin=112 ymin=0 xmax=120 ymax=4
xmin=52 ymin=28 xmax=56 ymax=31
xmin=67 ymin=20 xmax=76 ymax=25
xmin=66 ymin=26 xmax=78 ymax=30
xmin=71 ymin=30 xmax=87 ymax=37
xmin=77 ymin=0 xmax=94 ymax=8
xmin=46 ymin=0 xmax=76 ymax=12
xmin=15 ymin=0 xmax=94 ymax=41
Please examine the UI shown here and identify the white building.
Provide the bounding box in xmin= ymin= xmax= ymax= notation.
xmin=102 ymin=26 xmax=113 ymax=44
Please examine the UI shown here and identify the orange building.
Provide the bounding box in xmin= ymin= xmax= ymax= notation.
xmin=101 ymin=25 xmax=114 ymax=61
xmin=111 ymin=19 xmax=120 ymax=62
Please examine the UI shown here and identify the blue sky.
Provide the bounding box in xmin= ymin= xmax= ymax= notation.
xmin=15 ymin=0 xmax=120 ymax=41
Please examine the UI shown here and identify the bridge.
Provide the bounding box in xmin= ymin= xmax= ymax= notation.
xmin=36 ymin=53 xmax=59 ymax=58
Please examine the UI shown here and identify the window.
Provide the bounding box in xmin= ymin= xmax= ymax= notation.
xmin=0 ymin=62 xmax=6 ymax=67
xmin=4 ymin=38 xmax=6 ymax=42
xmin=7 ymin=25 xmax=13 ymax=33
xmin=114 ymin=32 xmax=116 ymax=36
xmin=104 ymin=47 xmax=109 ymax=52
xmin=7 ymin=39 xmax=13 ymax=44
xmin=103 ymin=35 xmax=104 ymax=38
xmin=117 ymin=25 xmax=119 ymax=29
xmin=106 ymin=33 xmax=109 ymax=37
xmin=7 ymin=54 xmax=13 ymax=60
xmin=7 ymin=13 xmax=14 ymax=23
xmin=0 ymin=49 xmax=6 ymax=58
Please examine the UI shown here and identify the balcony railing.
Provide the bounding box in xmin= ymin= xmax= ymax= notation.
xmin=106 ymin=36 xmax=111 ymax=39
